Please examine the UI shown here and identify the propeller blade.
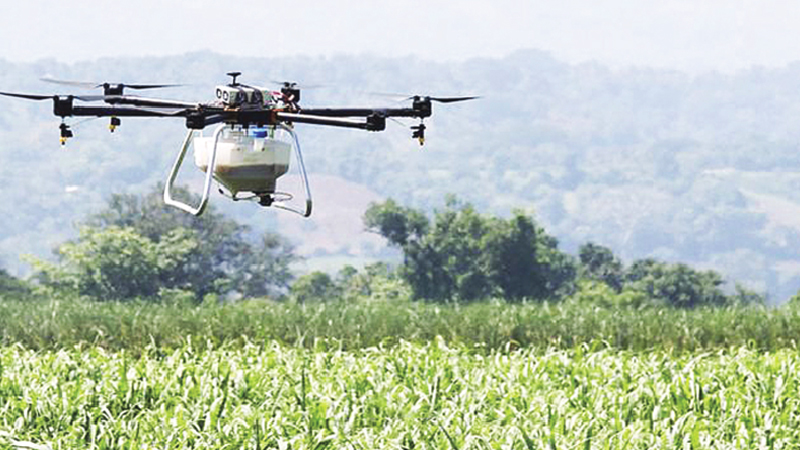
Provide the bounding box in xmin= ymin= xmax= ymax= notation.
xmin=0 ymin=91 xmax=53 ymax=101
xmin=42 ymin=77 xmax=182 ymax=91
xmin=270 ymin=80 xmax=327 ymax=89
xmin=429 ymin=96 xmax=480 ymax=103
xmin=373 ymin=93 xmax=481 ymax=103
xmin=271 ymin=80 xmax=298 ymax=87
xmin=125 ymin=84 xmax=184 ymax=90
xmin=40 ymin=77 xmax=99 ymax=88
xmin=72 ymin=95 xmax=108 ymax=102
xmin=370 ymin=91 xmax=412 ymax=98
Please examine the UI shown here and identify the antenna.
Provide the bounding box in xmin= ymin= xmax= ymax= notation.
xmin=226 ymin=71 xmax=242 ymax=86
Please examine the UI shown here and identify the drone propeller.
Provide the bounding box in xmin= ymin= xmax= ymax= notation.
xmin=426 ymin=96 xmax=480 ymax=103
xmin=271 ymin=80 xmax=298 ymax=88
xmin=0 ymin=91 xmax=108 ymax=102
xmin=123 ymin=83 xmax=183 ymax=90
xmin=41 ymin=77 xmax=182 ymax=90
xmin=0 ymin=91 xmax=52 ymax=101
xmin=270 ymin=80 xmax=329 ymax=91
xmin=41 ymin=77 xmax=182 ymax=96
xmin=370 ymin=92 xmax=480 ymax=104
xmin=39 ymin=77 xmax=97 ymax=89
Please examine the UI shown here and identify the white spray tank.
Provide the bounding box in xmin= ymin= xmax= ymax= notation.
xmin=164 ymin=124 xmax=312 ymax=217
xmin=193 ymin=126 xmax=291 ymax=195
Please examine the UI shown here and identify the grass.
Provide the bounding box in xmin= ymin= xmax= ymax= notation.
xmin=1 ymin=292 xmax=800 ymax=353
xmin=2 ymin=341 xmax=800 ymax=449
xmin=3 ymin=291 xmax=800 ymax=448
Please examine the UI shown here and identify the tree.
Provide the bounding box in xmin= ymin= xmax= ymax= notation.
xmin=236 ymin=233 xmax=297 ymax=298
xmin=482 ymin=212 xmax=575 ymax=300
xmin=365 ymin=198 xmax=575 ymax=302
xmin=85 ymin=184 xmax=297 ymax=298
xmin=0 ymin=268 xmax=29 ymax=297
xmin=363 ymin=199 xmax=429 ymax=248
xmin=625 ymin=259 xmax=727 ymax=307
xmin=578 ymin=242 xmax=624 ymax=291
xmin=290 ymin=271 xmax=339 ymax=303
xmin=30 ymin=226 xmax=197 ymax=300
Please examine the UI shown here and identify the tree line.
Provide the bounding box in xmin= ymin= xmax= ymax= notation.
xmin=360 ymin=197 xmax=762 ymax=306
xmin=1 ymin=185 xmax=765 ymax=307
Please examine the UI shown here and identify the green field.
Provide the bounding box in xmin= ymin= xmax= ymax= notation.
xmin=2 ymin=342 xmax=799 ymax=449
xmin=2 ymin=296 xmax=800 ymax=449
xmin=2 ymin=294 xmax=800 ymax=353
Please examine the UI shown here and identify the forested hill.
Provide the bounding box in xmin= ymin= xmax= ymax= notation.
xmin=2 ymin=50 xmax=800 ymax=300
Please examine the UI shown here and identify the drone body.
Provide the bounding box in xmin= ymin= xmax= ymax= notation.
xmin=1 ymin=72 xmax=477 ymax=217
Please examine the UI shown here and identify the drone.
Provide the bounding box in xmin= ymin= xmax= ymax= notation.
xmin=0 ymin=72 xmax=476 ymax=217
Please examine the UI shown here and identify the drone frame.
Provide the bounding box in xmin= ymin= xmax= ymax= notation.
xmin=0 ymin=73 xmax=477 ymax=216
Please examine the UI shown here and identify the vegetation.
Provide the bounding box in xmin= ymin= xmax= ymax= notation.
xmin=2 ymin=54 xmax=800 ymax=449
xmin=578 ymin=243 xmax=624 ymax=292
xmin=4 ymin=340 xmax=800 ymax=449
xmin=0 ymin=267 xmax=28 ymax=298
xmin=365 ymin=198 xmax=576 ymax=302
xmin=0 ymin=287 xmax=795 ymax=354
xmin=28 ymin=226 xmax=197 ymax=300
xmin=26 ymin=185 xmax=296 ymax=301
xmin=365 ymin=197 xmax=757 ymax=307
xmin=624 ymin=258 xmax=728 ymax=308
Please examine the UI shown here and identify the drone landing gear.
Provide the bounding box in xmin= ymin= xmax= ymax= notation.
xmin=164 ymin=124 xmax=224 ymax=216
xmin=270 ymin=124 xmax=313 ymax=217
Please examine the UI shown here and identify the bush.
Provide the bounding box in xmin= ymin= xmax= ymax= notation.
xmin=0 ymin=268 xmax=29 ymax=298
xmin=625 ymin=259 xmax=728 ymax=307
xmin=86 ymin=184 xmax=297 ymax=298
xmin=28 ymin=226 xmax=197 ymax=301
xmin=290 ymin=271 xmax=339 ymax=303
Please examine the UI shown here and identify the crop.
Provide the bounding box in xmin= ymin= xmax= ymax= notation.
xmin=1 ymin=341 xmax=799 ymax=449
xmin=2 ymin=295 xmax=800 ymax=353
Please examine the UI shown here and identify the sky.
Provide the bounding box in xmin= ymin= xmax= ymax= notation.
xmin=1 ymin=1 xmax=800 ymax=74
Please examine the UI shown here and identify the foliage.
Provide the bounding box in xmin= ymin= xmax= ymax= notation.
xmin=362 ymin=198 xmax=429 ymax=247
xmin=568 ymin=280 xmax=653 ymax=309
xmin=28 ymin=226 xmax=197 ymax=300
xmin=330 ymin=263 xmax=409 ymax=301
xmin=290 ymin=271 xmax=339 ymax=303
xmin=2 ymin=293 xmax=800 ymax=353
xmin=3 ymin=343 xmax=800 ymax=449
xmin=235 ymin=233 xmax=297 ymax=299
xmin=84 ymin=184 xmax=297 ymax=298
xmin=625 ymin=258 xmax=728 ymax=307
xmin=0 ymin=268 xmax=29 ymax=297
xmin=578 ymin=242 xmax=624 ymax=292
xmin=365 ymin=198 xmax=576 ymax=302
xmin=730 ymin=283 xmax=766 ymax=305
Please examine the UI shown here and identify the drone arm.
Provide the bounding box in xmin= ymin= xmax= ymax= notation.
xmin=299 ymin=107 xmax=428 ymax=119
xmin=71 ymin=105 xmax=187 ymax=117
xmin=275 ymin=112 xmax=385 ymax=130
xmin=98 ymin=95 xmax=198 ymax=109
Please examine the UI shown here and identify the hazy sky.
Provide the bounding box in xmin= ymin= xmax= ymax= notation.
xmin=2 ymin=1 xmax=800 ymax=73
